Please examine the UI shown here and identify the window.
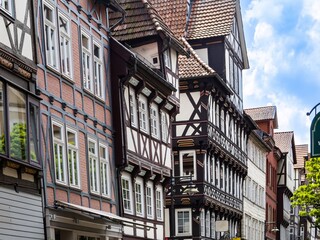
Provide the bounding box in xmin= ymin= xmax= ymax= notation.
xmin=129 ymin=89 xmax=137 ymax=127
xmin=88 ymin=139 xmax=99 ymax=193
xmin=0 ymin=84 xmax=40 ymax=164
xmin=43 ymin=1 xmax=58 ymax=69
xmin=156 ymin=186 xmax=163 ymax=220
xmin=59 ymin=13 xmax=72 ymax=78
xmin=211 ymin=213 xmax=216 ymax=238
xmin=135 ymin=178 xmax=144 ymax=216
xmin=146 ymin=182 xmax=154 ymax=219
xmin=100 ymin=144 xmax=110 ymax=197
xmin=0 ymin=0 xmax=13 ymax=15
xmin=150 ymin=104 xmax=159 ymax=138
xmin=122 ymin=174 xmax=132 ymax=213
xmin=82 ymin=32 xmax=92 ymax=91
xmin=53 ymin=122 xmax=67 ymax=183
xmin=67 ymin=129 xmax=79 ymax=187
xmin=200 ymin=209 xmax=205 ymax=236
xmin=138 ymin=96 xmax=148 ymax=133
xmin=206 ymin=211 xmax=210 ymax=237
xmin=163 ymin=49 xmax=171 ymax=69
xmin=176 ymin=209 xmax=191 ymax=236
xmin=161 ymin=111 xmax=168 ymax=142
xmin=179 ymin=150 xmax=196 ymax=180
xmin=93 ymin=43 xmax=104 ymax=99
xmin=81 ymin=33 xmax=105 ymax=99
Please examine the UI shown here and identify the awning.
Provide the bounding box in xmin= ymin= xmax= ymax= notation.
xmin=55 ymin=200 xmax=154 ymax=229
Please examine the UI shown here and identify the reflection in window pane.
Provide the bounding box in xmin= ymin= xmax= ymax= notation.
xmin=29 ymin=104 xmax=39 ymax=162
xmin=8 ymin=86 xmax=27 ymax=160
xmin=0 ymin=82 xmax=5 ymax=154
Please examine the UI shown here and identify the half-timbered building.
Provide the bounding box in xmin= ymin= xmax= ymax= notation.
xmin=0 ymin=0 xmax=45 ymax=239
xmin=245 ymin=106 xmax=281 ymax=240
xmin=163 ymin=0 xmax=250 ymax=238
xmin=242 ymin=124 xmax=271 ymax=239
xmin=274 ymin=131 xmax=297 ymax=240
xmin=37 ymin=0 xmax=130 ymax=239
xmin=109 ymin=1 xmax=186 ymax=239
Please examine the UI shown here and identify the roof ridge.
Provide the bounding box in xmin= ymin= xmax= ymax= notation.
xmin=245 ymin=105 xmax=276 ymax=110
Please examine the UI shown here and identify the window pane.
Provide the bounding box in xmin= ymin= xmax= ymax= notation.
xmin=29 ymin=104 xmax=39 ymax=162
xmin=0 ymin=82 xmax=5 ymax=154
xmin=8 ymin=86 xmax=27 ymax=160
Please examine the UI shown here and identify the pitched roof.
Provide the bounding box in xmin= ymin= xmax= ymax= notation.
xmin=294 ymin=144 xmax=308 ymax=169
xmin=274 ymin=131 xmax=294 ymax=154
xmin=149 ymin=0 xmax=188 ymax=37
xmin=186 ymin=0 xmax=236 ymax=40
xmin=109 ymin=0 xmax=184 ymax=54
xmin=178 ymin=37 xmax=216 ymax=78
xmin=244 ymin=106 xmax=278 ymax=129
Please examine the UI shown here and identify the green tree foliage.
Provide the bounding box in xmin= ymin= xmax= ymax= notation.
xmin=291 ymin=157 xmax=320 ymax=227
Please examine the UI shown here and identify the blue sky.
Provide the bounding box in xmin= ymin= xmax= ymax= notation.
xmin=240 ymin=0 xmax=320 ymax=145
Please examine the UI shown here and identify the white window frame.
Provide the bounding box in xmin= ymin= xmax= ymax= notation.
xmin=150 ymin=103 xmax=159 ymax=139
xmin=135 ymin=177 xmax=144 ymax=217
xmin=122 ymin=173 xmax=133 ymax=214
xmin=129 ymin=88 xmax=137 ymax=127
xmin=66 ymin=128 xmax=80 ymax=188
xmin=52 ymin=121 xmax=67 ymax=184
xmin=88 ymin=139 xmax=99 ymax=193
xmin=58 ymin=12 xmax=72 ymax=78
xmin=81 ymin=31 xmax=93 ymax=92
xmin=156 ymin=185 xmax=163 ymax=220
xmin=200 ymin=209 xmax=205 ymax=236
xmin=211 ymin=213 xmax=216 ymax=238
xmin=179 ymin=150 xmax=197 ymax=180
xmin=0 ymin=0 xmax=13 ymax=15
xmin=100 ymin=143 xmax=110 ymax=197
xmin=206 ymin=211 xmax=210 ymax=237
xmin=146 ymin=181 xmax=154 ymax=219
xmin=175 ymin=208 xmax=192 ymax=236
xmin=93 ymin=42 xmax=104 ymax=99
xmin=138 ymin=95 xmax=148 ymax=133
xmin=161 ymin=111 xmax=168 ymax=143
xmin=43 ymin=1 xmax=59 ymax=69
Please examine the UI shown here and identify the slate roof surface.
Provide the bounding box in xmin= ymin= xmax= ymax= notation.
xmin=294 ymin=144 xmax=308 ymax=169
xmin=178 ymin=37 xmax=216 ymax=78
xmin=149 ymin=0 xmax=188 ymax=37
xmin=187 ymin=0 xmax=236 ymax=40
xmin=109 ymin=0 xmax=181 ymax=44
xmin=274 ymin=131 xmax=294 ymax=154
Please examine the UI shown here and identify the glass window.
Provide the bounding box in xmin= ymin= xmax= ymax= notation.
xmin=67 ymin=129 xmax=79 ymax=187
xmin=100 ymin=144 xmax=110 ymax=197
xmin=122 ymin=176 xmax=132 ymax=213
xmin=82 ymin=33 xmax=92 ymax=92
xmin=156 ymin=187 xmax=163 ymax=220
xmin=53 ymin=122 xmax=66 ymax=183
xmin=161 ymin=111 xmax=168 ymax=142
xmin=150 ymin=104 xmax=159 ymax=138
xmin=93 ymin=43 xmax=104 ymax=99
xmin=176 ymin=209 xmax=191 ymax=236
xmin=0 ymin=82 xmax=5 ymax=155
xmin=8 ymin=86 xmax=27 ymax=160
xmin=138 ymin=96 xmax=148 ymax=133
xmin=59 ymin=13 xmax=72 ymax=78
xmin=129 ymin=89 xmax=137 ymax=127
xmin=135 ymin=180 xmax=144 ymax=216
xmin=179 ymin=150 xmax=196 ymax=180
xmin=200 ymin=209 xmax=205 ymax=236
xmin=163 ymin=49 xmax=171 ymax=69
xmin=44 ymin=2 xmax=58 ymax=69
xmin=146 ymin=182 xmax=154 ymax=219
xmin=88 ymin=139 xmax=99 ymax=193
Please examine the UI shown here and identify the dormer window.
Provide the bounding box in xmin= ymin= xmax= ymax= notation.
xmin=163 ymin=49 xmax=171 ymax=69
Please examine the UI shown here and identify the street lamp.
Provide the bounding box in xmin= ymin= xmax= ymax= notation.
xmin=265 ymin=221 xmax=279 ymax=239
xmin=168 ymin=174 xmax=199 ymax=239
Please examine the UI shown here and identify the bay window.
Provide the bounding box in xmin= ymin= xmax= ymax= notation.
xmin=0 ymin=81 xmax=40 ymax=165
